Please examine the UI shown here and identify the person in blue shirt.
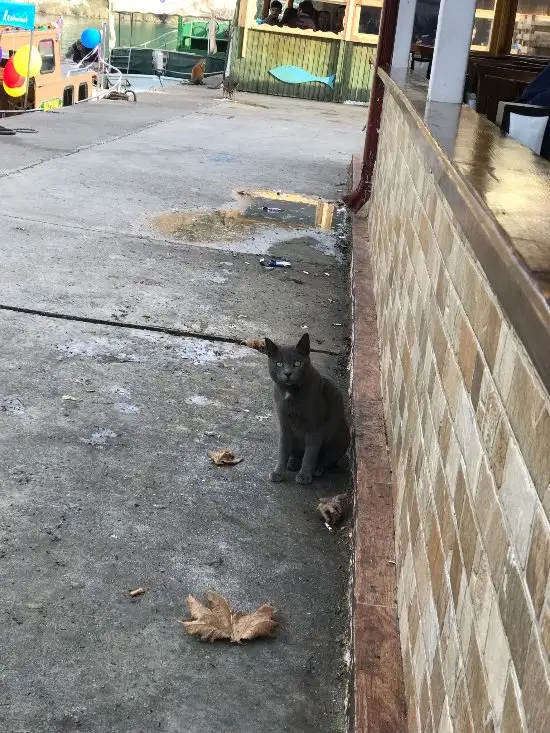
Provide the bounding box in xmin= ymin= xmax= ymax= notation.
xmin=519 ymin=63 xmax=550 ymax=107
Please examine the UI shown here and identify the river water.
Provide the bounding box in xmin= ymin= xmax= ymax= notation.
xmin=37 ymin=16 xmax=178 ymax=55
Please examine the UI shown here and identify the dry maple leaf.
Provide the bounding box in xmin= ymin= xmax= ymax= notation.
xmin=208 ymin=450 xmax=243 ymax=466
xmin=318 ymin=493 xmax=352 ymax=526
xmin=181 ymin=592 xmax=278 ymax=644
xmin=240 ymin=338 xmax=266 ymax=354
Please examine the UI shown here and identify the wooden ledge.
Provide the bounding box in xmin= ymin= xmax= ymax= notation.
xmin=351 ymin=157 xmax=407 ymax=732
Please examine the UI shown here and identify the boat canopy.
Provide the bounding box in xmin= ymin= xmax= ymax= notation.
xmin=110 ymin=0 xmax=237 ymax=22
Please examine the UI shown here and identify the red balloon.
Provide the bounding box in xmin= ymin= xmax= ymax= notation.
xmin=3 ymin=58 xmax=25 ymax=88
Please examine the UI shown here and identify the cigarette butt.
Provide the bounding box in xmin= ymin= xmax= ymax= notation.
xmin=129 ymin=587 xmax=146 ymax=597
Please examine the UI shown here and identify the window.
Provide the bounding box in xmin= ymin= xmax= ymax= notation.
xmin=471 ymin=0 xmax=496 ymax=51
xmin=413 ymin=1 xmax=440 ymax=44
xmin=512 ymin=2 xmax=550 ymax=55
xmin=78 ymin=83 xmax=88 ymax=101
xmin=258 ymin=0 xmax=347 ymax=35
xmin=358 ymin=5 xmax=381 ymax=35
xmin=63 ymin=86 xmax=74 ymax=106
xmin=38 ymin=39 xmax=55 ymax=73
xmin=410 ymin=0 xmax=496 ymax=51
xmin=472 ymin=16 xmax=493 ymax=48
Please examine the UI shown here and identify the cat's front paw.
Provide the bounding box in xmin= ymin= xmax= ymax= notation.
xmin=287 ymin=456 xmax=301 ymax=471
xmin=270 ymin=469 xmax=286 ymax=483
xmin=296 ymin=471 xmax=312 ymax=485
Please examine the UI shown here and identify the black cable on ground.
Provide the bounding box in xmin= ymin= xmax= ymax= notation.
xmin=0 ymin=126 xmax=37 ymax=135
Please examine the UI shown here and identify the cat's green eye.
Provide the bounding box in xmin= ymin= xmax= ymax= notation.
xmin=294 ymin=360 xmax=302 ymax=367
xmin=276 ymin=361 xmax=284 ymax=367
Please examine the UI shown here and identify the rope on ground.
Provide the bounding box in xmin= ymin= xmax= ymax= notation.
xmin=105 ymin=89 xmax=137 ymax=102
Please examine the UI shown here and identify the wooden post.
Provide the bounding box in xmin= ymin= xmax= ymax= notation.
xmin=489 ymin=0 xmax=519 ymax=56
xmin=392 ymin=0 xmax=417 ymax=68
xmin=344 ymin=0 xmax=401 ymax=212
xmin=23 ymin=29 xmax=34 ymax=111
xmin=428 ymin=0 xmax=476 ymax=103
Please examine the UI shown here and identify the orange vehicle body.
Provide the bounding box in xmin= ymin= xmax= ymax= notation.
xmin=0 ymin=25 xmax=96 ymax=113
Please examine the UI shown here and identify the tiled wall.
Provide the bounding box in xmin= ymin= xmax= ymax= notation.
xmin=367 ymin=92 xmax=550 ymax=732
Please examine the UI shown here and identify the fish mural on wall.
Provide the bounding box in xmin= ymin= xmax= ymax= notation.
xmin=269 ymin=66 xmax=336 ymax=88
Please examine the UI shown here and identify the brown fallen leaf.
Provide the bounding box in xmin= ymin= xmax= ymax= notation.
xmin=129 ymin=587 xmax=146 ymax=597
xmin=240 ymin=338 xmax=266 ymax=354
xmin=208 ymin=450 xmax=243 ymax=466
xmin=318 ymin=493 xmax=352 ymax=527
xmin=180 ymin=591 xmax=278 ymax=643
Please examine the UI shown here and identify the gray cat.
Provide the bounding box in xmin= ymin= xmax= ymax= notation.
xmin=265 ymin=333 xmax=350 ymax=485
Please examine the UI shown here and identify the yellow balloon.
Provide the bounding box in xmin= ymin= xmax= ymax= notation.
xmin=13 ymin=45 xmax=42 ymax=77
xmin=3 ymin=80 xmax=28 ymax=97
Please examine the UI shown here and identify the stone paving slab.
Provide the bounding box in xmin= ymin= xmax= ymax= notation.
xmin=1 ymin=313 xmax=349 ymax=733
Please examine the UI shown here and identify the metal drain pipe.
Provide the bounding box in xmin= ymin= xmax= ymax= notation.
xmin=344 ymin=0 xmax=401 ymax=213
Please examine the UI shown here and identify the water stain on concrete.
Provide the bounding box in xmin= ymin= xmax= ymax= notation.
xmin=186 ymin=395 xmax=221 ymax=407
xmin=174 ymin=339 xmax=247 ymax=365
xmin=110 ymin=385 xmax=131 ymax=397
xmin=115 ymin=403 xmax=140 ymax=414
xmin=81 ymin=428 xmax=117 ymax=447
xmin=153 ymin=190 xmax=339 ymax=244
xmin=56 ymin=338 xmax=142 ymax=363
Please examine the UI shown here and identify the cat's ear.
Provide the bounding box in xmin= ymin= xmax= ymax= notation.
xmin=296 ymin=333 xmax=310 ymax=355
xmin=264 ymin=337 xmax=278 ymax=358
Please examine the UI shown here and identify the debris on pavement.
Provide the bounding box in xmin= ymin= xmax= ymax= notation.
xmin=208 ymin=450 xmax=243 ymax=466
xmin=129 ymin=587 xmax=146 ymax=597
xmin=262 ymin=206 xmax=282 ymax=212
xmin=240 ymin=338 xmax=266 ymax=354
xmin=181 ymin=592 xmax=279 ymax=643
xmin=259 ymin=257 xmax=291 ymax=268
xmin=318 ymin=493 xmax=352 ymax=528
xmin=61 ymin=395 xmax=79 ymax=401
xmin=207 ymin=557 xmax=224 ymax=567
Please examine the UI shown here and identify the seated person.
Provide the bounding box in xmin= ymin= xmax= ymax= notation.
xmin=264 ymin=0 xmax=283 ymax=25
xmin=281 ymin=7 xmax=298 ymax=27
xmin=65 ymin=38 xmax=98 ymax=64
xmin=331 ymin=6 xmax=345 ymax=33
xmin=519 ymin=63 xmax=550 ymax=107
xmin=317 ymin=10 xmax=331 ymax=32
xmin=297 ymin=0 xmax=316 ymax=30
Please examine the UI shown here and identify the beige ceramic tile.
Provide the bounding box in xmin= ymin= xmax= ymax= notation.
xmin=499 ymin=441 xmax=538 ymax=569
xmin=521 ymin=628 xmax=550 ymax=733
xmin=493 ymin=323 xmax=517 ymax=404
xmin=483 ymin=598 xmax=510 ymax=723
xmin=500 ymin=669 xmax=527 ymax=733
xmin=525 ymin=507 xmax=550 ymax=620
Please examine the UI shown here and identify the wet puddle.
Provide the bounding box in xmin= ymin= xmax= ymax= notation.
xmin=153 ymin=190 xmax=342 ymax=243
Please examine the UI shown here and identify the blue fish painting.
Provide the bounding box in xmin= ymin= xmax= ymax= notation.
xmin=269 ymin=66 xmax=336 ymax=88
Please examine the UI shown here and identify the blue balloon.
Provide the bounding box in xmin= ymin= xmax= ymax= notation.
xmin=81 ymin=28 xmax=101 ymax=49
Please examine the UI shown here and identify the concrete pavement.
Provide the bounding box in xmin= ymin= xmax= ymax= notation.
xmin=0 ymin=86 xmax=365 ymax=733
